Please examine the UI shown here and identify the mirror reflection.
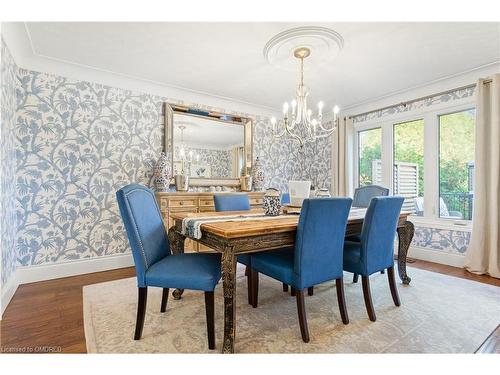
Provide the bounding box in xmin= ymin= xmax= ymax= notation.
xmin=173 ymin=113 xmax=245 ymax=178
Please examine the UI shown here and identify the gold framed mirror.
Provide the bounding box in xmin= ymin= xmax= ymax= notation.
xmin=164 ymin=103 xmax=253 ymax=188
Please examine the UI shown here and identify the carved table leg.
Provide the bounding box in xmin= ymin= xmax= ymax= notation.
xmin=168 ymin=227 xmax=185 ymax=299
xmin=221 ymin=246 xmax=237 ymax=354
xmin=396 ymin=221 xmax=415 ymax=285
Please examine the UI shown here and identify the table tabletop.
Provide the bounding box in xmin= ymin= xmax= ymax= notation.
xmin=170 ymin=208 xmax=410 ymax=239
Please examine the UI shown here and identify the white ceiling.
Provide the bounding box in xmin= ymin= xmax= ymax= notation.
xmin=173 ymin=114 xmax=244 ymax=149
xmin=25 ymin=22 xmax=500 ymax=110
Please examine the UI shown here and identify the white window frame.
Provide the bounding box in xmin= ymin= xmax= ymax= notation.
xmin=353 ymin=96 xmax=475 ymax=231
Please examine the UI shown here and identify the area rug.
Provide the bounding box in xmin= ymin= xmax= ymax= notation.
xmin=83 ymin=266 xmax=500 ymax=353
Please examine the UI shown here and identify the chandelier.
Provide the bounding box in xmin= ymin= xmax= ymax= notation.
xmin=177 ymin=124 xmax=199 ymax=174
xmin=271 ymin=47 xmax=340 ymax=150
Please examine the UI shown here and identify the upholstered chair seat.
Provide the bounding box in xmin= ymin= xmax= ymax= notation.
xmin=116 ymin=183 xmax=221 ymax=349
xmin=343 ymin=196 xmax=404 ymax=322
xmin=249 ymin=198 xmax=353 ymax=343
xmin=145 ymin=252 xmax=221 ymax=291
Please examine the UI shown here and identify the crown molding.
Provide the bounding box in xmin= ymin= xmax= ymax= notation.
xmin=343 ymin=60 xmax=500 ymax=115
xmin=2 ymin=22 xmax=277 ymax=117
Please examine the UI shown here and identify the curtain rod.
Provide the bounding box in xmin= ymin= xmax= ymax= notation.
xmin=348 ymin=79 xmax=492 ymax=120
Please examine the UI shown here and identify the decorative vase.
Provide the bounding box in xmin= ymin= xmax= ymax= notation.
xmin=153 ymin=152 xmax=171 ymax=192
xmin=315 ymin=188 xmax=331 ymax=198
xmin=240 ymin=175 xmax=252 ymax=192
xmin=174 ymin=174 xmax=189 ymax=191
xmin=252 ymin=157 xmax=265 ymax=191
xmin=263 ymin=188 xmax=281 ymax=216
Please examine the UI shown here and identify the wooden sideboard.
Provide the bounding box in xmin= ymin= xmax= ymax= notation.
xmin=155 ymin=191 xmax=265 ymax=252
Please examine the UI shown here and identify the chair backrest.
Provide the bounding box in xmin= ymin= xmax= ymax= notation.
xmin=294 ymin=198 xmax=352 ymax=288
xmin=353 ymin=184 xmax=389 ymax=208
xmin=116 ymin=184 xmax=169 ymax=287
xmin=413 ymin=196 xmax=424 ymax=212
xmin=281 ymin=192 xmax=290 ymax=205
xmin=359 ymin=196 xmax=404 ymax=274
xmin=214 ymin=193 xmax=250 ymax=212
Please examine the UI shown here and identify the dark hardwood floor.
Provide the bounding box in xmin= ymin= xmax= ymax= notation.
xmin=0 ymin=260 xmax=498 ymax=353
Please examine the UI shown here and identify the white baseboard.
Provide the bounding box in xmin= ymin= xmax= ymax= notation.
xmin=17 ymin=253 xmax=134 ymax=285
xmin=408 ymin=246 xmax=466 ymax=268
xmin=1 ymin=270 xmax=19 ymax=319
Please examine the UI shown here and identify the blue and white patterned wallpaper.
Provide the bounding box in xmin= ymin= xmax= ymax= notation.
xmin=253 ymin=119 xmax=332 ymax=192
xmin=15 ymin=69 xmax=163 ymax=265
xmin=173 ymin=145 xmax=233 ymax=177
xmin=412 ymin=226 xmax=471 ymax=254
xmin=1 ymin=38 xmax=18 ymax=286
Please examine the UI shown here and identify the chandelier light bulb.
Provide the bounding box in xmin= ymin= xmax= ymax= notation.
xmin=271 ymin=117 xmax=277 ymax=125
xmin=283 ymin=102 xmax=289 ymax=115
xmin=333 ymin=105 xmax=340 ymax=114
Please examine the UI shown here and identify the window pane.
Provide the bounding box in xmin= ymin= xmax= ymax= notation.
xmin=439 ymin=109 xmax=475 ymax=220
xmin=358 ymin=128 xmax=382 ymax=187
xmin=393 ymin=119 xmax=424 ymax=215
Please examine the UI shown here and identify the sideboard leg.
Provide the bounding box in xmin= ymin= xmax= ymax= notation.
xmin=168 ymin=226 xmax=186 ymax=299
xmin=396 ymin=221 xmax=414 ymax=285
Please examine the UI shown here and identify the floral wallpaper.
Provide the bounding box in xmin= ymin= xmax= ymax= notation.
xmin=412 ymin=226 xmax=471 ymax=254
xmin=173 ymin=145 xmax=233 ymax=177
xmin=1 ymin=38 xmax=18 ymax=287
xmin=352 ymin=86 xmax=476 ymax=124
xmin=15 ymin=69 xmax=163 ymax=265
xmin=253 ymin=119 xmax=332 ymax=192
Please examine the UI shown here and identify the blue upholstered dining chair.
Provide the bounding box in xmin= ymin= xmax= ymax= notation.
xmin=116 ymin=184 xmax=222 ymax=349
xmin=281 ymin=192 xmax=290 ymax=205
xmin=213 ymin=193 xmax=253 ymax=304
xmin=348 ymin=184 xmax=391 ymax=281
xmin=343 ymin=196 xmax=404 ymax=322
xmin=352 ymin=184 xmax=390 ymax=208
xmin=249 ymin=198 xmax=353 ymax=343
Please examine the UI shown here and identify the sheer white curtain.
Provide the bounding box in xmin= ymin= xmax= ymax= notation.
xmin=465 ymin=74 xmax=500 ymax=278
xmin=332 ymin=116 xmax=354 ymax=197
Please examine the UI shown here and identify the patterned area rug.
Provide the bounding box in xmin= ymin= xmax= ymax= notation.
xmin=83 ymin=266 xmax=500 ymax=353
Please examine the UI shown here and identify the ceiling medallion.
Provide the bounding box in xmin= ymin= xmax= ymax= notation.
xmin=263 ymin=26 xmax=344 ymax=71
xmin=264 ymin=27 xmax=343 ymax=150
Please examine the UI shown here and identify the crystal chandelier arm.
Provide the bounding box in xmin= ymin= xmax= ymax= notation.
xmin=317 ymin=119 xmax=338 ymax=133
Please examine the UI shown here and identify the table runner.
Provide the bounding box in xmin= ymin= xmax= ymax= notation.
xmin=181 ymin=213 xmax=290 ymax=240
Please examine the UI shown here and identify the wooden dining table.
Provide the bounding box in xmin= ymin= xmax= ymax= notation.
xmin=167 ymin=208 xmax=414 ymax=353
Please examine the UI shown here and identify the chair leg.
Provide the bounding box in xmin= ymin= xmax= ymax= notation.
xmin=353 ymin=274 xmax=359 ymax=283
xmin=160 ymin=288 xmax=169 ymax=312
xmin=380 ymin=269 xmax=385 ymax=274
xmin=204 ymin=291 xmax=215 ymax=350
xmin=291 ymin=287 xmax=296 ymax=296
xmin=335 ymin=278 xmax=349 ymax=325
xmin=250 ymin=269 xmax=259 ymax=308
xmin=282 ymin=283 xmax=289 ymax=292
xmin=361 ymin=276 xmax=376 ymax=322
xmin=247 ymin=272 xmax=252 ymax=305
xmin=134 ymin=287 xmax=147 ymax=340
xmin=296 ymin=290 xmax=310 ymax=343
xmin=387 ymin=266 xmax=401 ymax=306
xmin=307 ymin=286 xmax=314 ymax=296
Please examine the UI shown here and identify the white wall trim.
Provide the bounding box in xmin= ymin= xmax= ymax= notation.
xmin=409 ymin=246 xmax=465 ymax=268
xmin=17 ymin=253 xmax=134 ymax=285
xmin=1 ymin=270 xmax=19 ymax=319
